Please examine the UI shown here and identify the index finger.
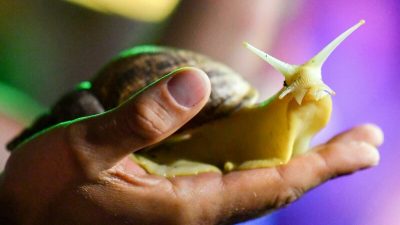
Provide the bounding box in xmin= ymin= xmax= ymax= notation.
xmin=217 ymin=127 xmax=380 ymax=224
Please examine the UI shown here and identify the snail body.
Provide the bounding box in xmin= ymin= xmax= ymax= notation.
xmin=136 ymin=92 xmax=331 ymax=176
xmin=135 ymin=20 xmax=364 ymax=176
xmin=8 ymin=21 xmax=365 ymax=177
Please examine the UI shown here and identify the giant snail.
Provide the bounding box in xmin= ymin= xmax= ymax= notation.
xmin=8 ymin=20 xmax=365 ymax=177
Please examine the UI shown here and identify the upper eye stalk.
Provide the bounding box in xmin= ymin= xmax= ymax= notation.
xmin=244 ymin=20 xmax=365 ymax=104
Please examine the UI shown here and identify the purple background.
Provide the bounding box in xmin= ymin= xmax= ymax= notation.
xmin=243 ymin=0 xmax=400 ymax=225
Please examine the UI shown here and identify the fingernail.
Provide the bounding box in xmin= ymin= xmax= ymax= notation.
xmin=167 ymin=68 xmax=209 ymax=108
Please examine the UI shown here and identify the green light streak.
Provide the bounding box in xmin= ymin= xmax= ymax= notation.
xmin=76 ymin=81 xmax=92 ymax=90
xmin=118 ymin=45 xmax=166 ymax=59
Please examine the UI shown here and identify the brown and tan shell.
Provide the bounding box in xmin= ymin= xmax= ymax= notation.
xmin=7 ymin=45 xmax=258 ymax=150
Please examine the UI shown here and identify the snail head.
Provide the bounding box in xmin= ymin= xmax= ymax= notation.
xmin=244 ymin=20 xmax=365 ymax=104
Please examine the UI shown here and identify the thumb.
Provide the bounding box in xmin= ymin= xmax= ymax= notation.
xmin=66 ymin=67 xmax=211 ymax=170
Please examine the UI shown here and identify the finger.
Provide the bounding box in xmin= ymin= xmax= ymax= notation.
xmin=328 ymin=123 xmax=384 ymax=147
xmin=66 ymin=67 xmax=211 ymax=169
xmin=218 ymin=139 xmax=380 ymax=223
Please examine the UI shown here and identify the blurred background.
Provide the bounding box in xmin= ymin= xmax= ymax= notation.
xmin=0 ymin=0 xmax=399 ymax=224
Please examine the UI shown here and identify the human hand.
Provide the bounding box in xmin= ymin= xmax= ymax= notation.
xmin=0 ymin=68 xmax=382 ymax=225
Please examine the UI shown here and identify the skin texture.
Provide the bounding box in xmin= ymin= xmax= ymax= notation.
xmin=0 ymin=68 xmax=383 ymax=225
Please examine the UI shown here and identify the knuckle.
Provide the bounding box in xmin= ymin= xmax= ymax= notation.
xmin=274 ymin=186 xmax=301 ymax=209
xmin=173 ymin=199 xmax=207 ymax=225
xmin=171 ymin=192 xmax=218 ymax=225
xmin=166 ymin=182 xmax=205 ymax=225
xmin=316 ymin=142 xmax=347 ymax=178
xmin=272 ymin=167 xmax=303 ymax=209
xmin=125 ymin=98 xmax=173 ymax=142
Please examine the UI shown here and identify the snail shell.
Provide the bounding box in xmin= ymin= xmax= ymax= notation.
xmin=7 ymin=46 xmax=258 ymax=150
